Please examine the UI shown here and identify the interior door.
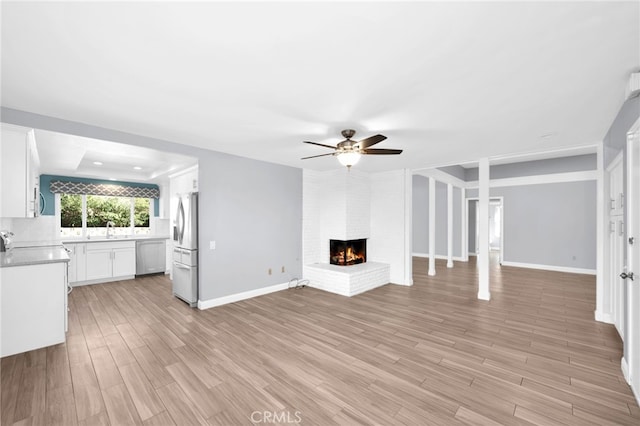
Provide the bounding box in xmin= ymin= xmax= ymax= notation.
xmin=625 ymin=121 xmax=640 ymax=404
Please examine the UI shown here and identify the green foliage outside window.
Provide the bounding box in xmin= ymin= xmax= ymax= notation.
xmin=60 ymin=194 xmax=151 ymax=229
xmin=60 ymin=194 xmax=82 ymax=228
xmin=86 ymin=195 xmax=130 ymax=227
xmin=134 ymin=198 xmax=150 ymax=227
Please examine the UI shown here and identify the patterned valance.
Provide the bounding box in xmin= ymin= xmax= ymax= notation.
xmin=50 ymin=181 xmax=159 ymax=198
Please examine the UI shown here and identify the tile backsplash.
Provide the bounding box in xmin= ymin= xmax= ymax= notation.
xmin=0 ymin=215 xmax=172 ymax=244
xmin=0 ymin=216 xmax=58 ymax=242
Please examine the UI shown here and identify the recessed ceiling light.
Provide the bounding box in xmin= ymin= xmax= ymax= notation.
xmin=133 ymin=166 xmax=142 ymax=170
xmin=93 ymin=161 xmax=103 ymax=166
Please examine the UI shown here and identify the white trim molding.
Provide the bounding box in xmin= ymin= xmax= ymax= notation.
xmin=413 ymin=253 xmax=465 ymax=262
xmin=501 ymin=261 xmax=596 ymax=275
xmin=595 ymin=142 xmax=605 ymax=323
xmin=198 ymin=282 xmax=289 ymax=310
xmin=447 ymin=183 xmax=454 ymax=268
xmin=622 ymin=356 xmax=630 ymax=385
xmin=466 ymin=170 xmax=597 ymax=189
xmin=414 ymin=168 xmax=466 ymax=188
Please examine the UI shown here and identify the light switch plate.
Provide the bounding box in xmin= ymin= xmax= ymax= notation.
xmin=210 ymin=240 xmax=216 ymax=250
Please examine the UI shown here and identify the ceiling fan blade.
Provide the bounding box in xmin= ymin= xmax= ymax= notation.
xmin=303 ymin=141 xmax=337 ymax=149
xmin=301 ymin=152 xmax=336 ymax=160
xmin=362 ymin=148 xmax=403 ymax=155
xmin=357 ymin=134 xmax=387 ymax=149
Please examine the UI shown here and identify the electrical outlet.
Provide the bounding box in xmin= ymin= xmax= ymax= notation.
xmin=268 ymin=268 xmax=272 ymax=275
xmin=281 ymin=266 xmax=285 ymax=273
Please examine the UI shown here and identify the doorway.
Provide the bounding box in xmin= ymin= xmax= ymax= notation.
xmin=624 ymin=118 xmax=640 ymax=404
xmin=467 ymin=197 xmax=504 ymax=264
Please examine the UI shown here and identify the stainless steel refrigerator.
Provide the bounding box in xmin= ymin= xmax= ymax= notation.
xmin=172 ymin=192 xmax=198 ymax=306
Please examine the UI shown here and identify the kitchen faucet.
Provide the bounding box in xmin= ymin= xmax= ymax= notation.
xmin=106 ymin=221 xmax=115 ymax=239
xmin=0 ymin=230 xmax=14 ymax=252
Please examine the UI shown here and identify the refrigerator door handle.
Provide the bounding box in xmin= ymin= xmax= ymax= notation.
xmin=176 ymin=197 xmax=185 ymax=245
xmin=173 ymin=261 xmax=190 ymax=270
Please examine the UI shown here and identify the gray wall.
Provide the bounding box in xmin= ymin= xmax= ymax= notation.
xmin=468 ymin=200 xmax=476 ymax=253
xmin=1 ymin=107 xmax=303 ymax=301
xmin=437 ymin=165 xmax=466 ymax=181
xmin=412 ymin=176 xmax=461 ymax=257
xmin=467 ymin=180 xmax=596 ymax=270
xmin=465 ymin=154 xmax=596 ymax=181
xmin=412 ymin=176 xmax=429 ymax=253
xmin=603 ymin=96 xmax=640 ymax=167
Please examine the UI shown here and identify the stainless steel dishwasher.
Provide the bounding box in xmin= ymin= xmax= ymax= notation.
xmin=136 ymin=239 xmax=166 ymax=275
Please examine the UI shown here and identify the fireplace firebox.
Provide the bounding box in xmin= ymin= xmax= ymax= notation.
xmin=330 ymin=239 xmax=366 ymax=266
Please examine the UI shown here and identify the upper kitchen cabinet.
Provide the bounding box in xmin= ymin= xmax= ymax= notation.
xmin=0 ymin=124 xmax=40 ymax=218
xmin=170 ymin=166 xmax=198 ymax=195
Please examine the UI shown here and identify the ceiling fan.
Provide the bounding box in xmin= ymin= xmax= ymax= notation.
xmin=302 ymin=129 xmax=402 ymax=168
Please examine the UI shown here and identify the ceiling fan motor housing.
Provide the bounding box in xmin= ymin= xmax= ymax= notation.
xmin=341 ymin=129 xmax=356 ymax=139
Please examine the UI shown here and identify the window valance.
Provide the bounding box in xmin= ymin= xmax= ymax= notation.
xmin=50 ymin=181 xmax=159 ymax=199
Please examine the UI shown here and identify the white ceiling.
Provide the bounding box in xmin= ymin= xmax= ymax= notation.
xmin=1 ymin=2 xmax=638 ymax=172
xmin=34 ymin=129 xmax=198 ymax=184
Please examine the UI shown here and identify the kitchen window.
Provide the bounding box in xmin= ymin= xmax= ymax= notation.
xmin=59 ymin=194 xmax=151 ymax=238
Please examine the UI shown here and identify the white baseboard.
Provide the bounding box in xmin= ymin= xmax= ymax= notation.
xmin=624 ymin=356 xmax=640 ymax=406
xmin=197 ymin=282 xmax=289 ymax=310
xmin=412 ymin=253 xmax=465 ymax=262
xmin=500 ymin=261 xmax=596 ymax=275
xmin=594 ymin=310 xmax=614 ymax=324
xmin=70 ymin=275 xmax=135 ymax=287
xmin=621 ymin=357 xmax=630 ymax=385
xmin=477 ymin=290 xmax=491 ymax=301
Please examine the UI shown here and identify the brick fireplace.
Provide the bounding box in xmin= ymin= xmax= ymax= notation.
xmin=302 ymin=169 xmax=393 ymax=296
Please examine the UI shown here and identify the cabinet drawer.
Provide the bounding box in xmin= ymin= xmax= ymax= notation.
xmin=172 ymin=247 xmax=197 ymax=266
xmin=86 ymin=241 xmax=136 ymax=251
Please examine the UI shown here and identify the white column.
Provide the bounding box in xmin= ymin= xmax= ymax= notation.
xmin=478 ymin=158 xmax=490 ymax=300
xmin=461 ymin=187 xmax=468 ymax=262
xmin=447 ymin=183 xmax=453 ymax=268
xmin=403 ymin=169 xmax=413 ymax=286
xmin=428 ymin=177 xmax=436 ymax=276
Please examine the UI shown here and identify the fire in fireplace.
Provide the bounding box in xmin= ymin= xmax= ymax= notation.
xmin=330 ymin=239 xmax=366 ymax=266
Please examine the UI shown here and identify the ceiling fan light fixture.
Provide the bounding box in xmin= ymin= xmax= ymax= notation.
xmin=337 ymin=151 xmax=361 ymax=168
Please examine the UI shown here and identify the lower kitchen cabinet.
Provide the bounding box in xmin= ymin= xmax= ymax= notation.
xmin=113 ymin=245 xmax=137 ymax=277
xmin=66 ymin=243 xmax=87 ymax=283
xmin=85 ymin=246 xmax=114 ymax=281
xmin=1 ymin=262 xmax=67 ymax=357
xmin=67 ymin=241 xmax=136 ymax=285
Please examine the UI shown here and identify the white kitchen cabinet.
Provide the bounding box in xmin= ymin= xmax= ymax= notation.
xmin=66 ymin=243 xmax=87 ymax=283
xmin=72 ymin=241 xmax=136 ymax=285
xmin=86 ymin=246 xmax=114 ymax=281
xmin=113 ymin=245 xmax=136 ymax=276
xmin=1 ymin=262 xmax=66 ymax=357
xmin=0 ymin=123 xmax=40 ymax=218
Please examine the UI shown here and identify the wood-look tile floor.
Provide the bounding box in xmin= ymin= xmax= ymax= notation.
xmin=2 ymin=257 xmax=639 ymax=425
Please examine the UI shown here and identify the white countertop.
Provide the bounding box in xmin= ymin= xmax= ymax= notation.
xmin=62 ymin=236 xmax=170 ymax=244
xmin=0 ymin=246 xmax=70 ymax=268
